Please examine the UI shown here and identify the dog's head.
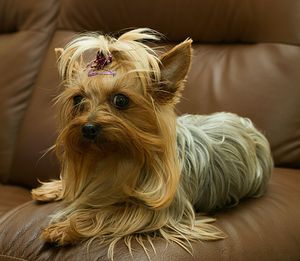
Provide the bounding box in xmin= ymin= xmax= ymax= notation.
xmin=55 ymin=28 xmax=192 ymax=208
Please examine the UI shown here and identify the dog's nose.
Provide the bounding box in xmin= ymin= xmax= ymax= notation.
xmin=81 ymin=123 xmax=100 ymax=140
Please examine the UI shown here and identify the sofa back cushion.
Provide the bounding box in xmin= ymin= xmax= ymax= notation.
xmin=0 ymin=0 xmax=58 ymax=184
xmin=1 ymin=0 xmax=300 ymax=188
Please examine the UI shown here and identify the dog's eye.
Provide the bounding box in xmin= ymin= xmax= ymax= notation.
xmin=73 ymin=95 xmax=83 ymax=106
xmin=112 ymin=94 xmax=130 ymax=109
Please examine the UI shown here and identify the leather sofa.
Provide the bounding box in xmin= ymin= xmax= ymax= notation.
xmin=0 ymin=0 xmax=300 ymax=260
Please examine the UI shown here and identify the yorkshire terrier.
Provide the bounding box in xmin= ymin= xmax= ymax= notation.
xmin=32 ymin=28 xmax=273 ymax=259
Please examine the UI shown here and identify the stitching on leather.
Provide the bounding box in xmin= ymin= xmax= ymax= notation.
xmin=0 ymin=254 xmax=27 ymax=261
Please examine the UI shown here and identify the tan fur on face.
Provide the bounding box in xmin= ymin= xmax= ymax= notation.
xmin=31 ymin=28 xmax=272 ymax=260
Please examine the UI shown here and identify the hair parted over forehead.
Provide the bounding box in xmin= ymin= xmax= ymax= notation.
xmin=57 ymin=28 xmax=164 ymax=93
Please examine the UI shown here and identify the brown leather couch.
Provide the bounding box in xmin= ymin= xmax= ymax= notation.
xmin=0 ymin=0 xmax=300 ymax=260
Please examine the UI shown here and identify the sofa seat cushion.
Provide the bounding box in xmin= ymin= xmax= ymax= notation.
xmin=0 ymin=185 xmax=31 ymax=217
xmin=0 ymin=168 xmax=299 ymax=261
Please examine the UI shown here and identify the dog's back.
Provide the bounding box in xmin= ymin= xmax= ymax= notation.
xmin=176 ymin=112 xmax=273 ymax=212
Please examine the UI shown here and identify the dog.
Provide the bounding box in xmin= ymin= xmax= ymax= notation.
xmin=32 ymin=28 xmax=273 ymax=259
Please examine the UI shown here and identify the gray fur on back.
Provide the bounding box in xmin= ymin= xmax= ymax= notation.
xmin=176 ymin=112 xmax=273 ymax=212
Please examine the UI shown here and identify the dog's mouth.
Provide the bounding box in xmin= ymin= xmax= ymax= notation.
xmin=66 ymin=131 xmax=124 ymax=156
xmin=79 ymin=135 xmax=108 ymax=151
xmin=82 ymin=134 xmax=99 ymax=143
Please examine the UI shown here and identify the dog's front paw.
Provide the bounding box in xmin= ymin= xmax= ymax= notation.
xmin=32 ymin=180 xmax=62 ymax=202
xmin=42 ymin=222 xmax=74 ymax=246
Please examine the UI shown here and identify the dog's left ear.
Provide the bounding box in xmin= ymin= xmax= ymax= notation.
xmin=153 ymin=39 xmax=192 ymax=104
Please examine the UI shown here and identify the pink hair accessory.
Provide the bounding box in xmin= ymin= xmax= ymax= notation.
xmin=86 ymin=51 xmax=116 ymax=77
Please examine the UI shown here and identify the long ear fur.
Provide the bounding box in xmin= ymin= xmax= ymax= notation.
xmin=55 ymin=48 xmax=68 ymax=81
xmin=153 ymin=39 xmax=192 ymax=104
xmin=55 ymin=47 xmax=81 ymax=82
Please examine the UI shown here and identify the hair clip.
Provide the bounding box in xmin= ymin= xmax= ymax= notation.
xmin=86 ymin=51 xmax=116 ymax=77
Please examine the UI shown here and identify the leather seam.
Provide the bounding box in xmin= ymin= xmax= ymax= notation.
xmin=0 ymin=254 xmax=27 ymax=261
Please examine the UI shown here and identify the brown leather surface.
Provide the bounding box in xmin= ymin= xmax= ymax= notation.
xmin=0 ymin=168 xmax=299 ymax=261
xmin=58 ymin=0 xmax=300 ymax=44
xmin=0 ymin=0 xmax=59 ymax=183
xmin=0 ymin=185 xmax=31 ymax=217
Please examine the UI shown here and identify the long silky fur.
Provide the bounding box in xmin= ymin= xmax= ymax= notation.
xmin=176 ymin=113 xmax=273 ymax=213
xmin=31 ymin=28 xmax=273 ymax=260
